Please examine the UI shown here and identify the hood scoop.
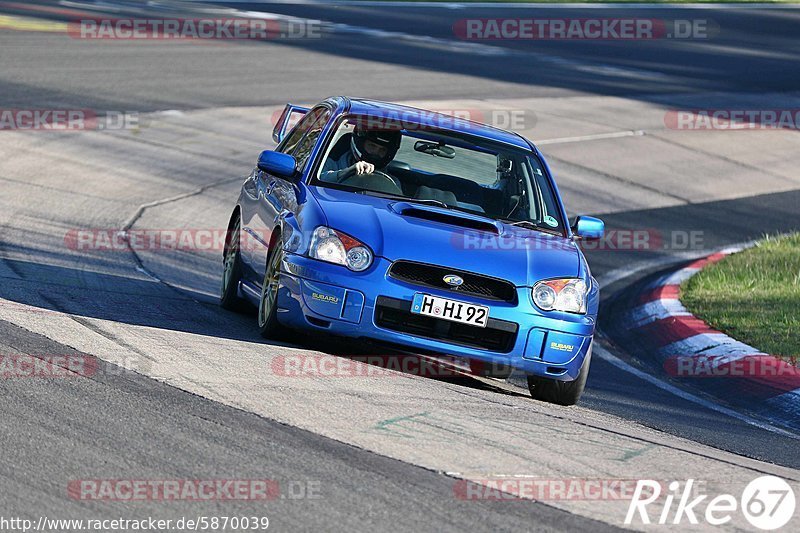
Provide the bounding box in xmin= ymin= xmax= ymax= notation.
xmin=390 ymin=202 xmax=501 ymax=234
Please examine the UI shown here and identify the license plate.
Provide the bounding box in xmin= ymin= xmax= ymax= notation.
xmin=410 ymin=293 xmax=489 ymax=328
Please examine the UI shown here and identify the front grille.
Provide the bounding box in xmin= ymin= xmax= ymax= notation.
xmin=374 ymin=296 xmax=517 ymax=353
xmin=389 ymin=261 xmax=517 ymax=303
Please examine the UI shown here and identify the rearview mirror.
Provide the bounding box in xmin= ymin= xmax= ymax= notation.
xmin=414 ymin=141 xmax=456 ymax=159
xmin=572 ymin=216 xmax=604 ymax=240
xmin=257 ymin=150 xmax=297 ymax=180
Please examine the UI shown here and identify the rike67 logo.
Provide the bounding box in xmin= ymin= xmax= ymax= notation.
xmin=626 ymin=476 xmax=796 ymax=530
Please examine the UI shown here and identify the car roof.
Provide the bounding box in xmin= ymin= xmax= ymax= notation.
xmin=340 ymin=97 xmax=533 ymax=151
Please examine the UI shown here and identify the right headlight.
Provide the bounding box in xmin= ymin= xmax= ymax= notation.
xmin=532 ymin=278 xmax=588 ymax=314
xmin=308 ymin=226 xmax=373 ymax=272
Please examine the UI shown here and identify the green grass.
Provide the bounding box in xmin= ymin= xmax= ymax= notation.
xmin=681 ymin=234 xmax=800 ymax=360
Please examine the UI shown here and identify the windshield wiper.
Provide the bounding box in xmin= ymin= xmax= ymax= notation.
xmin=354 ymin=189 xmax=404 ymax=200
xmin=355 ymin=189 xmax=451 ymax=210
xmin=501 ymin=219 xmax=562 ymax=236
xmin=353 ymin=189 xmax=506 ymax=223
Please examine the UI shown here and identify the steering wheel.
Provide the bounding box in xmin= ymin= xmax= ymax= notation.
xmin=341 ymin=170 xmax=403 ymax=195
xmin=367 ymin=170 xmax=398 ymax=187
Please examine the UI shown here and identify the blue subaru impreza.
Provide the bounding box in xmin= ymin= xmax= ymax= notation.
xmin=221 ymin=96 xmax=604 ymax=405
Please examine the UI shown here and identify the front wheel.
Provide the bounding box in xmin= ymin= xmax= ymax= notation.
xmin=220 ymin=216 xmax=247 ymax=312
xmin=258 ymin=243 xmax=285 ymax=339
xmin=526 ymin=344 xmax=592 ymax=406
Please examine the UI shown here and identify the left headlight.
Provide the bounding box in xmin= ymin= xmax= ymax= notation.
xmin=532 ymin=278 xmax=588 ymax=314
xmin=308 ymin=226 xmax=373 ymax=272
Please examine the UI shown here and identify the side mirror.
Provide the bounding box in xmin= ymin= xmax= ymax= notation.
xmin=572 ymin=215 xmax=604 ymax=240
xmin=257 ymin=150 xmax=297 ymax=180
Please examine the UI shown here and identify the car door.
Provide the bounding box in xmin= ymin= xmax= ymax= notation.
xmin=246 ymin=105 xmax=333 ymax=286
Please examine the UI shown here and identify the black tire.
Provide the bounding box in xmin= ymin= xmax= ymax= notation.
xmin=220 ymin=216 xmax=247 ymax=312
xmin=257 ymin=241 xmax=286 ymax=339
xmin=526 ymin=344 xmax=592 ymax=406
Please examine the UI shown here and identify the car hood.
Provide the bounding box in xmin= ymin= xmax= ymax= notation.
xmin=311 ymin=186 xmax=581 ymax=287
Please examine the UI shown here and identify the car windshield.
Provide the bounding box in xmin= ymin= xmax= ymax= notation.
xmin=313 ymin=114 xmax=566 ymax=235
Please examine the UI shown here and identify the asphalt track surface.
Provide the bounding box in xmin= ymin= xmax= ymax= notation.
xmin=1 ymin=1 xmax=800 ymax=531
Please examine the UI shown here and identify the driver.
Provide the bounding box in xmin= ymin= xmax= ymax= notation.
xmin=321 ymin=126 xmax=401 ymax=183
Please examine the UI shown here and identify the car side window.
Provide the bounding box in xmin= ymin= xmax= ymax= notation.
xmin=290 ymin=108 xmax=332 ymax=170
xmin=280 ymin=107 xmax=323 ymax=154
xmin=279 ymin=106 xmax=330 ymax=160
xmin=279 ymin=112 xmax=313 ymax=154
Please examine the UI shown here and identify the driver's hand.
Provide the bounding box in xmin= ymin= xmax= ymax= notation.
xmin=354 ymin=161 xmax=375 ymax=175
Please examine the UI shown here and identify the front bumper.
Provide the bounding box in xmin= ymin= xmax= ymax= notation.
xmin=276 ymin=253 xmax=596 ymax=381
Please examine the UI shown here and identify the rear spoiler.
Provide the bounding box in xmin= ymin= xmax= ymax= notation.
xmin=272 ymin=104 xmax=310 ymax=144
